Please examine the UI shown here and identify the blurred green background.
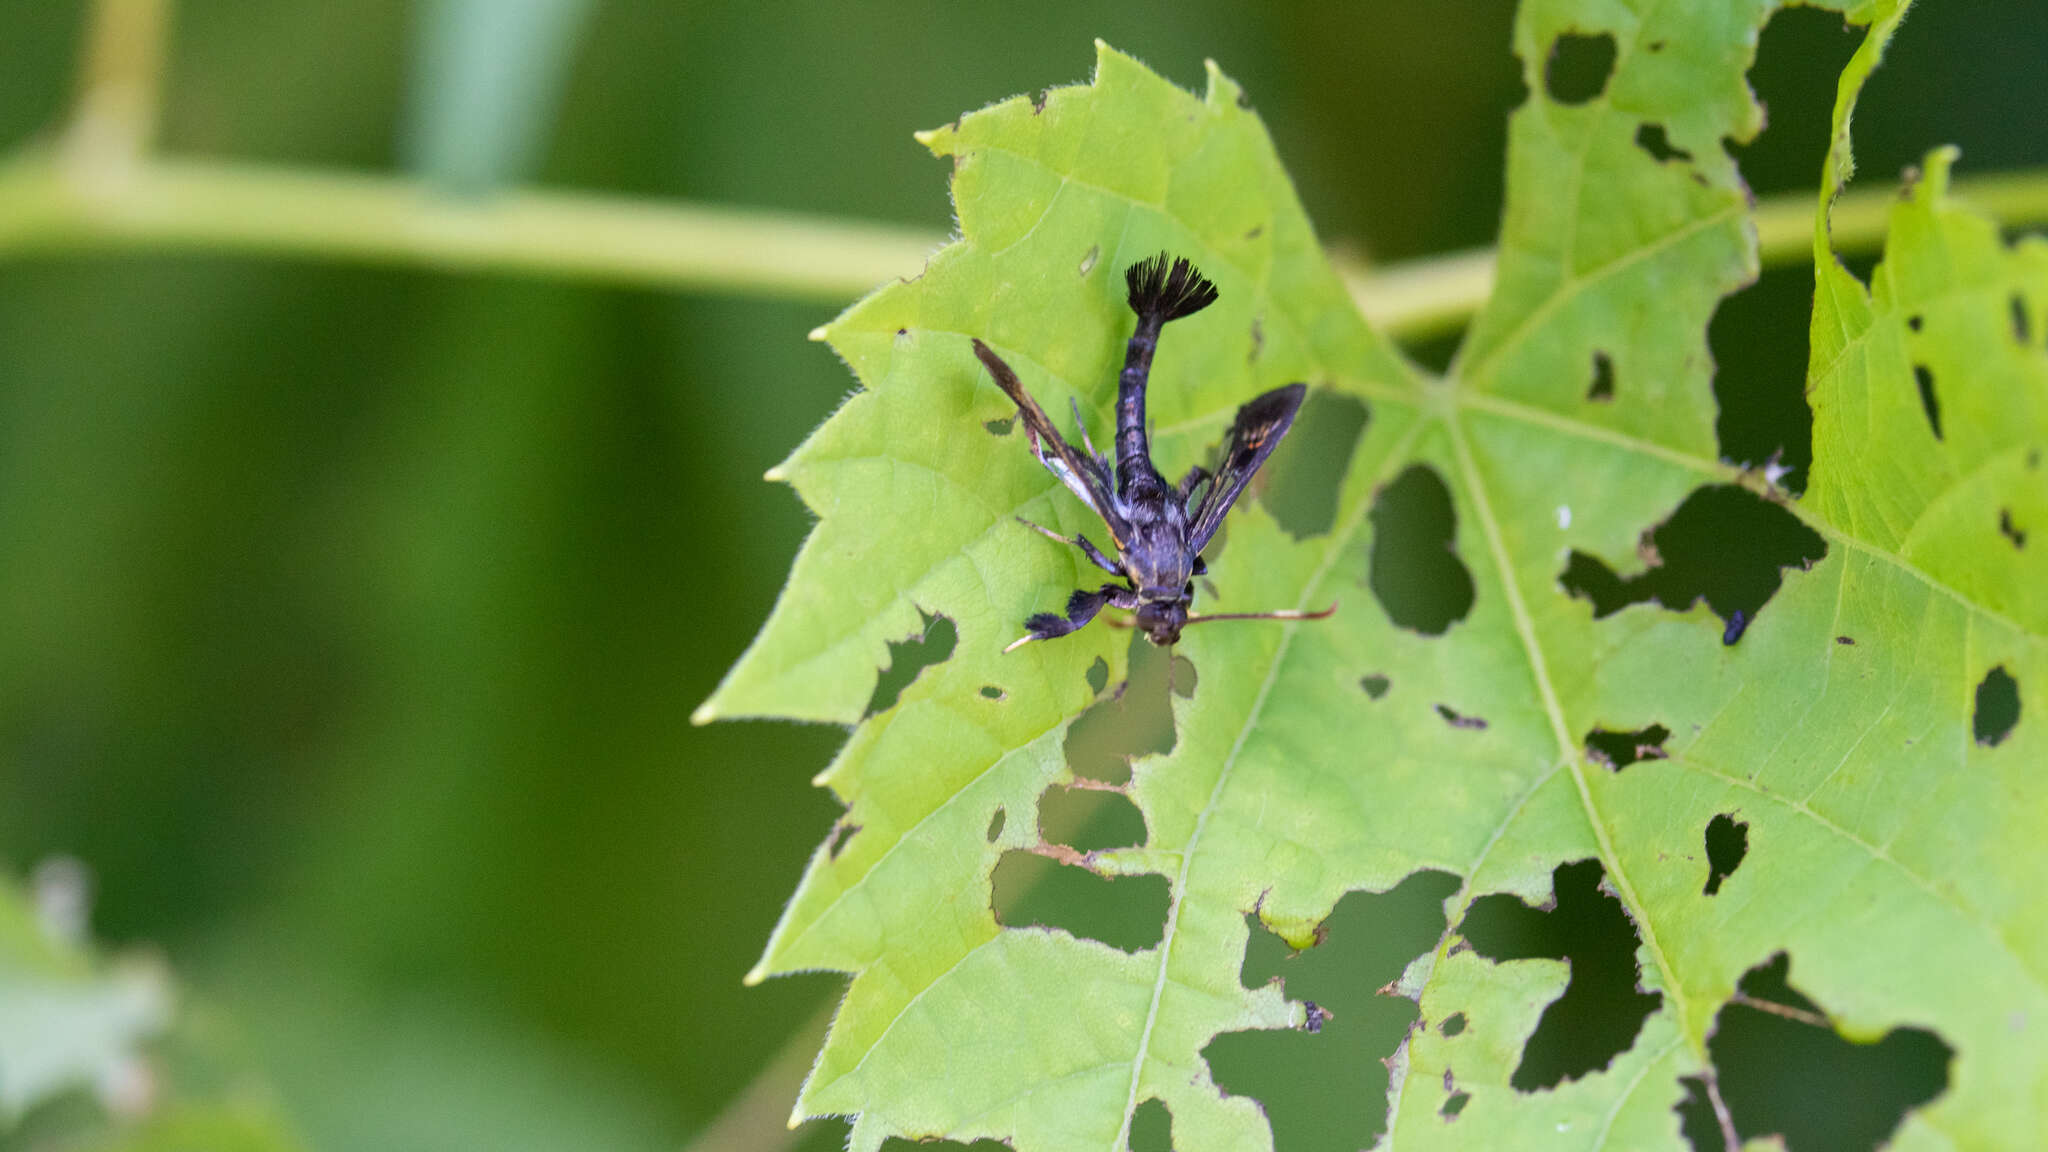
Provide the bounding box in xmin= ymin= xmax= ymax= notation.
xmin=1 ymin=2 xmax=2042 ymax=1149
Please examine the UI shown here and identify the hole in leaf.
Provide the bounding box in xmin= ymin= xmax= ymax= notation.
xmin=983 ymin=415 xmax=1015 ymax=436
xmin=825 ymin=821 xmax=860 ymax=861
xmin=2012 ymin=293 xmax=2031 ymax=344
xmin=1675 ymin=953 xmax=1953 ymax=1152
xmin=1360 ymin=673 xmax=1391 ymax=700
xmin=1436 ymin=704 xmax=1487 ymax=731
xmin=991 ymin=851 xmax=1168 ymax=952
xmin=1441 ymin=1012 xmax=1467 ymax=1037
xmin=1731 ymin=5 xmax=1862 ymax=194
xmin=1635 ymin=122 xmax=1692 ymax=164
xmin=864 ymin=610 xmax=957 ymax=716
xmin=1703 ymin=814 xmax=1749 ymax=896
xmin=1401 ymin=328 xmax=1463 ymax=376
xmin=1065 ymin=636 xmax=1181 ymax=785
xmin=1973 ymin=665 xmax=2020 ymax=747
xmin=1914 ymin=364 xmax=1943 ymax=440
xmin=979 ymin=684 xmax=1005 ymax=700
xmin=1587 ymin=350 xmax=1615 ymax=401
xmin=1206 ymin=871 xmax=1461 ymax=1152
xmin=2000 ymin=508 xmax=2027 ymax=550
xmin=1709 ymin=266 xmax=1815 ymax=491
xmin=1258 ymin=391 xmax=1370 ymax=539
xmin=1441 ymin=1090 xmax=1470 ymax=1120
xmin=878 ymin=1139 xmax=1009 ymax=1152
xmin=1585 ymin=723 xmax=1671 ymax=771
xmin=1128 ymin=1098 xmax=1173 ymax=1152
xmin=1086 ymin=657 xmax=1110 ymax=695
xmin=1673 ymin=1077 xmax=1728 ymax=1152
xmin=986 ymin=807 xmax=1005 ymax=843
xmin=1368 ymin=465 xmax=1476 ymax=635
xmin=1558 ymin=484 xmax=1825 ymax=645
xmin=1037 ymin=785 xmax=1146 ymax=853
xmin=1544 ymin=31 xmax=1616 ymax=105
xmin=1459 ymin=859 xmax=1662 ymax=1091
xmin=1907 ymin=313 xmax=1924 ymax=332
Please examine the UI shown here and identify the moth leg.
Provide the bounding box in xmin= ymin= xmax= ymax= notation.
xmin=1178 ymin=464 xmax=1211 ymax=508
xmin=1068 ymin=397 xmax=1111 ymax=473
xmin=1015 ymin=517 xmax=1122 ymax=576
xmin=1004 ymin=584 xmax=1135 ymax=653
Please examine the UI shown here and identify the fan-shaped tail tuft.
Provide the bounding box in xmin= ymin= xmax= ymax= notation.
xmin=1124 ymin=252 xmax=1219 ymax=322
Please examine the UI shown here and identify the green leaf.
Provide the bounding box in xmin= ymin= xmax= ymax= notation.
xmin=0 ymin=873 xmax=167 ymax=1125
xmin=712 ymin=10 xmax=2046 ymax=1149
xmin=404 ymin=0 xmax=594 ymax=194
xmin=0 ymin=873 xmax=304 ymax=1152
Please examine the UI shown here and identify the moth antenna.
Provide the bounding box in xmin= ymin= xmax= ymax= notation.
xmin=1182 ymin=602 xmax=1339 ymax=627
xmin=1125 ymin=252 xmax=1219 ymax=323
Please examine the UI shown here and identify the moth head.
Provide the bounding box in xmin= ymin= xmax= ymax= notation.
xmin=1136 ymin=597 xmax=1187 ymax=646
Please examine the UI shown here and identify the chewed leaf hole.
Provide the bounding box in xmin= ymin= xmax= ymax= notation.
xmin=991 ymin=851 xmax=1167 ymax=952
xmin=1361 ymin=673 xmax=1391 ymax=699
xmin=1441 ymin=1012 xmax=1467 ymax=1036
xmin=1587 ymin=350 xmax=1615 ymax=401
xmin=1065 ymin=636 xmax=1178 ymax=785
xmin=1635 ymin=122 xmax=1691 ymax=163
xmin=826 ymin=821 xmax=860 ymax=861
xmin=1258 ymin=390 xmax=1369 ymax=540
xmin=1436 ymin=704 xmax=1488 ymax=731
xmin=983 ymin=415 xmax=1015 ymax=436
xmin=1585 ymin=723 xmax=1671 ymax=771
xmin=1207 ymin=871 xmax=1460 ymax=1152
xmin=864 ymin=609 xmax=957 ymax=716
xmin=1545 ymin=31 xmax=1616 ymax=105
xmin=1369 ymin=464 xmax=1476 ymax=635
xmin=1676 ymin=953 xmax=1953 ymax=1152
xmin=2000 ymin=509 xmax=2027 ymax=550
xmin=1703 ymin=814 xmax=1748 ymax=896
xmin=1459 ymin=859 xmax=1661 ymax=1091
xmin=877 ymin=1139 xmax=1008 ymax=1152
xmin=979 ymin=684 xmax=1005 ymax=700
xmin=1559 ymin=484 xmax=1825 ymax=645
xmin=1973 ymin=665 xmax=2020 ymax=747
xmin=1709 ymin=266 xmax=1817 ymax=492
xmin=1441 ymin=1090 xmax=1470 ymax=1120
xmin=985 ymin=807 xmax=1005 ymax=843
xmin=1036 ymin=785 xmax=1146 ymax=853
xmin=1128 ymin=1098 xmax=1172 ymax=1152
xmin=1914 ymin=364 xmax=1943 ymax=440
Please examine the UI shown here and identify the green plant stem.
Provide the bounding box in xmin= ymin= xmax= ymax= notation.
xmin=5 ymin=145 xmax=2048 ymax=336
xmin=0 ymin=148 xmax=942 ymax=303
xmin=73 ymin=0 xmax=169 ymax=158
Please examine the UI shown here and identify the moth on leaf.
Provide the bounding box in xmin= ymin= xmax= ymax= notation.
xmin=975 ymin=253 xmax=1335 ymax=651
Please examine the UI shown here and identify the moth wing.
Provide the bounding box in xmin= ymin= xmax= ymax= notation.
xmin=972 ymin=340 xmax=1130 ymax=549
xmin=1187 ymin=382 xmax=1307 ymax=554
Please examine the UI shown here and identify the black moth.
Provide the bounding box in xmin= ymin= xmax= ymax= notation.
xmin=974 ymin=252 xmax=1335 ymax=651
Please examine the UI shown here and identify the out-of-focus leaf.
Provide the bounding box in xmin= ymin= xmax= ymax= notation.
xmin=0 ymin=873 xmax=306 ymax=1152
xmin=404 ymin=0 xmax=594 ymax=193
xmin=0 ymin=873 xmax=167 ymax=1125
